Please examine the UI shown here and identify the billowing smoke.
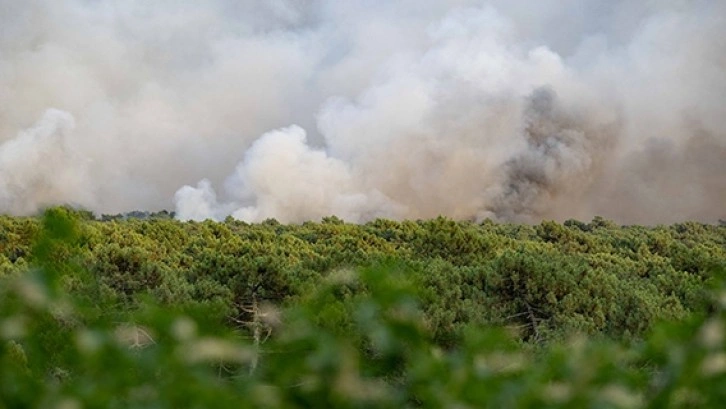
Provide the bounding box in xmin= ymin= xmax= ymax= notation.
xmin=0 ymin=109 xmax=94 ymax=214
xmin=1 ymin=1 xmax=724 ymax=224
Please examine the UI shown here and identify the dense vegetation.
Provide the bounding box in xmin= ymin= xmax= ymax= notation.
xmin=1 ymin=208 xmax=725 ymax=407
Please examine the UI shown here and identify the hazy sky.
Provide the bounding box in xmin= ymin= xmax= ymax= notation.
xmin=1 ymin=1 xmax=724 ymax=223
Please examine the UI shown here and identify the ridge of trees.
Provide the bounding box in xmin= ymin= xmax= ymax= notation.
xmin=0 ymin=208 xmax=725 ymax=407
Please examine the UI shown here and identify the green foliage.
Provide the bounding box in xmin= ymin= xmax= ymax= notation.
xmin=0 ymin=208 xmax=725 ymax=407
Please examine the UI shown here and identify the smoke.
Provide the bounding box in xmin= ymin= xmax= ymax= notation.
xmin=1 ymin=1 xmax=724 ymax=224
xmin=0 ymin=109 xmax=96 ymax=214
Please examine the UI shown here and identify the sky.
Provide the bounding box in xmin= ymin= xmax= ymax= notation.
xmin=1 ymin=0 xmax=724 ymax=223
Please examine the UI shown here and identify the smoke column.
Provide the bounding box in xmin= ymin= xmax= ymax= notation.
xmin=1 ymin=1 xmax=724 ymax=224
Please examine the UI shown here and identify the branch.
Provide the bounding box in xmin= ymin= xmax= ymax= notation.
xmin=525 ymin=302 xmax=541 ymax=342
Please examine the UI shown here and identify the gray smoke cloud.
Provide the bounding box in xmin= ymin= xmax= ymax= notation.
xmin=1 ymin=1 xmax=724 ymax=224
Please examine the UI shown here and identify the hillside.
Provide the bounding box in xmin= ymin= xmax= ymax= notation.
xmin=1 ymin=208 xmax=725 ymax=407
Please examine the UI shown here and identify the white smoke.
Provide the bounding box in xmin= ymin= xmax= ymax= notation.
xmin=0 ymin=109 xmax=95 ymax=214
xmin=1 ymin=1 xmax=724 ymax=223
xmin=175 ymin=125 xmax=404 ymax=222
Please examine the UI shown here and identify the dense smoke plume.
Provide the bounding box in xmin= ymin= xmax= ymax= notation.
xmin=1 ymin=1 xmax=724 ymax=224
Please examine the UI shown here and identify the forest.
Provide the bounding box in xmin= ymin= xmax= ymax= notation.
xmin=1 ymin=207 xmax=725 ymax=408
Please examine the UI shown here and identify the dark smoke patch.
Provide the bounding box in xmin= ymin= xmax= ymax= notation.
xmin=490 ymin=87 xmax=618 ymax=221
